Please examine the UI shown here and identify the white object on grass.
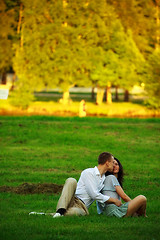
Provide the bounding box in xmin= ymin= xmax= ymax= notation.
xmin=53 ymin=213 xmax=63 ymax=218
xmin=29 ymin=212 xmax=45 ymax=215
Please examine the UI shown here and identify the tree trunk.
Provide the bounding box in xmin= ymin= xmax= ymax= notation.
xmin=10 ymin=73 xmax=16 ymax=91
xmin=1 ymin=72 xmax=7 ymax=85
xmin=106 ymin=85 xmax=112 ymax=104
xmin=96 ymin=87 xmax=105 ymax=105
xmin=63 ymin=90 xmax=70 ymax=104
xmin=156 ymin=3 xmax=160 ymax=49
xmin=124 ymin=89 xmax=129 ymax=102
xmin=91 ymin=87 xmax=95 ymax=100
xmin=17 ymin=3 xmax=24 ymax=48
xmin=17 ymin=3 xmax=23 ymax=34
xmin=115 ymin=86 xmax=119 ymax=101
xmin=59 ymin=90 xmax=70 ymax=104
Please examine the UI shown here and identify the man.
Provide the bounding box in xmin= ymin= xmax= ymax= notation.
xmin=53 ymin=152 xmax=122 ymax=217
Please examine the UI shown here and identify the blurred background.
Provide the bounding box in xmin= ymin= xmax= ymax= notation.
xmin=0 ymin=0 xmax=160 ymax=116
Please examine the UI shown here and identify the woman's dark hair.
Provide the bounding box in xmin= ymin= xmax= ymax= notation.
xmin=105 ymin=157 xmax=124 ymax=187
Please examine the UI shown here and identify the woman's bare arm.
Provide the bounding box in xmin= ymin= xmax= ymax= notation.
xmin=115 ymin=185 xmax=131 ymax=202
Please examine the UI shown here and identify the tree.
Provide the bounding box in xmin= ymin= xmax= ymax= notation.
xmin=11 ymin=0 xmax=146 ymax=108
xmin=112 ymin=30 xmax=145 ymax=101
xmin=144 ymin=48 xmax=160 ymax=109
xmin=76 ymin=1 xmax=126 ymax=104
xmin=92 ymin=19 xmax=145 ymax=103
xmin=153 ymin=0 xmax=160 ymax=49
xmin=0 ymin=0 xmax=15 ymax=84
xmin=107 ymin=0 xmax=157 ymax=55
xmin=106 ymin=0 xmax=160 ymax=105
xmin=12 ymin=0 xmax=94 ymax=106
xmin=12 ymin=0 xmax=65 ymax=106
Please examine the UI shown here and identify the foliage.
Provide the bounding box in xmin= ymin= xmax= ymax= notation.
xmin=0 ymin=0 xmax=15 ymax=73
xmin=9 ymin=81 xmax=34 ymax=109
xmin=144 ymin=48 xmax=160 ymax=109
xmin=13 ymin=0 xmax=90 ymax=92
xmin=12 ymin=0 xmax=145 ymax=104
xmin=1 ymin=0 xmax=159 ymax=107
xmin=103 ymin=26 xmax=145 ymax=90
xmin=107 ymin=0 xmax=157 ymax=55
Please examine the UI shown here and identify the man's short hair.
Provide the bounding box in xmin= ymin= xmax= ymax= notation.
xmin=98 ymin=152 xmax=113 ymax=165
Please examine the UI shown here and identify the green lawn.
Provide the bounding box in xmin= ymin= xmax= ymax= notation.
xmin=0 ymin=116 xmax=160 ymax=240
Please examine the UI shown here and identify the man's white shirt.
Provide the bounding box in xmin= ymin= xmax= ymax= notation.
xmin=75 ymin=166 xmax=110 ymax=208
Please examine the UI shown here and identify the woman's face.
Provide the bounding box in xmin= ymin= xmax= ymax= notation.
xmin=113 ymin=159 xmax=119 ymax=174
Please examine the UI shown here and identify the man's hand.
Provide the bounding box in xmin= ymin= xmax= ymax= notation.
xmin=106 ymin=197 xmax=122 ymax=206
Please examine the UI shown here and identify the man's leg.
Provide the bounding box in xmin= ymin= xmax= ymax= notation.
xmin=65 ymin=197 xmax=89 ymax=216
xmin=55 ymin=178 xmax=77 ymax=215
xmin=65 ymin=207 xmax=87 ymax=216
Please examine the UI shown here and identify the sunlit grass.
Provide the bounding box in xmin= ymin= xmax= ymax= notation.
xmin=0 ymin=98 xmax=160 ymax=117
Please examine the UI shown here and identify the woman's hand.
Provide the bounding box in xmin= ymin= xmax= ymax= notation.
xmin=106 ymin=197 xmax=122 ymax=206
xmin=114 ymin=199 xmax=122 ymax=207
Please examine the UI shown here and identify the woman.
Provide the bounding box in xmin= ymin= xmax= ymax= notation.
xmin=97 ymin=157 xmax=147 ymax=217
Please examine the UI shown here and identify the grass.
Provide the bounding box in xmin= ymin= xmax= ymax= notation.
xmin=0 ymin=116 xmax=160 ymax=240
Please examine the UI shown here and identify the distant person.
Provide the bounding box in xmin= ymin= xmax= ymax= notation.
xmin=97 ymin=157 xmax=147 ymax=217
xmin=79 ymin=99 xmax=86 ymax=117
xmin=53 ymin=152 xmax=121 ymax=217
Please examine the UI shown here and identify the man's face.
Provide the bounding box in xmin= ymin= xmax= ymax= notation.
xmin=107 ymin=156 xmax=114 ymax=172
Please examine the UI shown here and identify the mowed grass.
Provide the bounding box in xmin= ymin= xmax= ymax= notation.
xmin=0 ymin=116 xmax=160 ymax=240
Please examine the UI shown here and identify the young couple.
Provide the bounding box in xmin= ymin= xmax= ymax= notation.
xmin=53 ymin=152 xmax=147 ymax=218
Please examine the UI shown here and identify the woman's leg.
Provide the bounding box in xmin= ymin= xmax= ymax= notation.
xmin=125 ymin=195 xmax=147 ymax=217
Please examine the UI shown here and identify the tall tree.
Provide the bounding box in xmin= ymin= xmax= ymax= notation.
xmin=110 ymin=29 xmax=145 ymax=102
xmin=107 ymin=0 xmax=157 ymax=55
xmin=76 ymin=1 xmax=127 ymax=104
xmin=11 ymin=0 xmax=146 ymax=108
xmin=152 ymin=0 xmax=160 ymax=49
xmin=12 ymin=0 xmax=93 ymax=105
xmin=144 ymin=48 xmax=160 ymax=108
xmin=90 ymin=18 xmax=145 ymax=104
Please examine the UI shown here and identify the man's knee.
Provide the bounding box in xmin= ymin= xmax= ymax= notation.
xmin=65 ymin=207 xmax=86 ymax=216
xmin=65 ymin=178 xmax=77 ymax=188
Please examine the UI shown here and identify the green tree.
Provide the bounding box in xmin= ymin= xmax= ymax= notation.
xmin=144 ymin=48 xmax=160 ymax=109
xmin=12 ymin=0 xmax=64 ymax=107
xmin=11 ymin=0 xmax=146 ymax=108
xmin=90 ymin=18 xmax=145 ymax=104
xmin=12 ymin=0 xmax=93 ymax=105
xmin=75 ymin=1 xmax=125 ymax=104
xmin=110 ymin=29 xmax=145 ymax=101
xmin=107 ymin=0 xmax=160 ymax=105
